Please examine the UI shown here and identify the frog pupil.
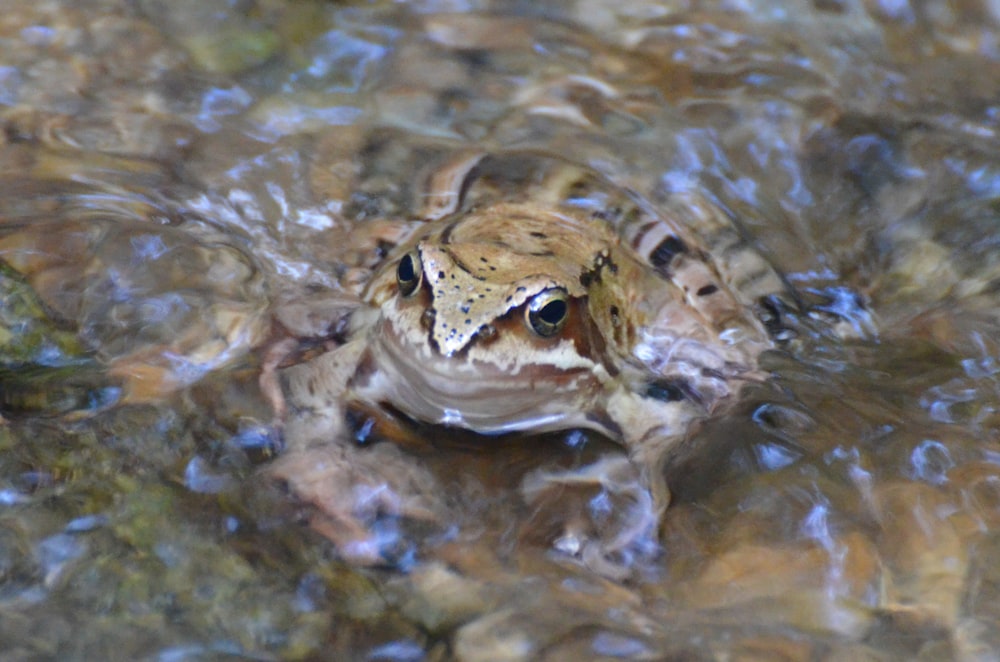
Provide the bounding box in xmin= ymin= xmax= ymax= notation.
xmin=397 ymin=253 xmax=421 ymax=296
xmin=526 ymin=289 xmax=569 ymax=336
xmin=537 ymin=299 xmax=566 ymax=325
xmin=398 ymin=255 xmax=415 ymax=281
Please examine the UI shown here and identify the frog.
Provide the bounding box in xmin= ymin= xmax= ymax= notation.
xmin=265 ymin=148 xmax=800 ymax=570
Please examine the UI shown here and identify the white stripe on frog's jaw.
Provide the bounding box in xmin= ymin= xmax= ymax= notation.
xmin=353 ymin=288 xmax=619 ymax=437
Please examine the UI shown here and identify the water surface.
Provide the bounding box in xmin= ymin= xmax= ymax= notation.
xmin=1 ymin=0 xmax=1000 ymax=659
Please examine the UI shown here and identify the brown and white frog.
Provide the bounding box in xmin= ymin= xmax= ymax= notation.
xmin=265 ymin=149 xmax=799 ymax=570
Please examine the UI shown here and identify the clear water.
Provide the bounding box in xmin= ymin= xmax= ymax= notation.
xmin=1 ymin=0 xmax=999 ymax=658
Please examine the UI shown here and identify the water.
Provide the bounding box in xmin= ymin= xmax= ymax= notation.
xmin=1 ymin=0 xmax=999 ymax=658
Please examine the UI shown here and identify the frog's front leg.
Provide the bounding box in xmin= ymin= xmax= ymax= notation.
xmin=276 ymin=339 xmax=367 ymax=449
xmin=521 ymin=453 xmax=663 ymax=579
xmin=269 ymin=431 xmax=443 ymax=565
xmin=604 ymin=386 xmax=698 ymax=510
xmin=268 ymin=341 xmax=445 ymax=564
xmin=259 ymin=293 xmax=359 ymax=423
xmin=517 ymin=389 xmax=696 ymax=576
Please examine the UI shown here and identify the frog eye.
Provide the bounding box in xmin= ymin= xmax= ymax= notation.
xmin=396 ymin=251 xmax=422 ymax=297
xmin=525 ymin=288 xmax=569 ymax=337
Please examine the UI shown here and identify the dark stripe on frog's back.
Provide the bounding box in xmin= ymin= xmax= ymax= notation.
xmin=430 ymin=150 xmax=797 ymax=328
xmin=559 ymin=170 xmax=799 ymax=317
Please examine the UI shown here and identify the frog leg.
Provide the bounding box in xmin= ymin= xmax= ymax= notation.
xmin=512 ymin=388 xmax=689 ymax=576
xmin=520 ymin=453 xmax=662 ymax=579
xmin=268 ymin=340 xmax=446 ymax=564
xmin=259 ymin=293 xmax=359 ymax=423
xmin=269 ymin=434 xmax=443 ymax=566
xmin=276 ymin=339 xmax=367 ymax=449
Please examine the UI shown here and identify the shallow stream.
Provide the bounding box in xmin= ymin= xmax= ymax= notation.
xmin=2 ymin=0 xmax=1000 ymax=659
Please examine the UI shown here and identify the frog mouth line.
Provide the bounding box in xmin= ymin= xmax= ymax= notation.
xmin=367 ymin=316 xmax=603 ymax=435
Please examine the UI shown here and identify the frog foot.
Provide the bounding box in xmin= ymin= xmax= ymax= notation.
xmin=268 ymin=440 xmax=444 ymax=566
xmin=520 ymin=455 xmax=663 ymax=579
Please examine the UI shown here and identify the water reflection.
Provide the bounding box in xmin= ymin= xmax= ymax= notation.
xmin=0 ymin=0 xmax=999 ymax=658
xmin=909 ymin=439 xmax=955 ymax=485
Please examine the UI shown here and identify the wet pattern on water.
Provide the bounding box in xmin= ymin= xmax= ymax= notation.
xmin=1 ymin=0 xmax=1000 ymax=658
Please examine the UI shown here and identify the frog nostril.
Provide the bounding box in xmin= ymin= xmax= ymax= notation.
xmin=421 ymin=308 xmax=435 ymax=331
xmin=477 ymin=323 xmax=497 ymax=340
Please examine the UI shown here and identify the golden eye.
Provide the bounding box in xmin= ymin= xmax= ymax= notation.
xmin=396 ymin=251 xmax=422 ymax=297
xmin=525 ymin=288 xmax=569 ymax=337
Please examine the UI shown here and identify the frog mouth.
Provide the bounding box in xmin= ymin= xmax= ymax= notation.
xmin=360 ymin=316 xmax=606 ymax=436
